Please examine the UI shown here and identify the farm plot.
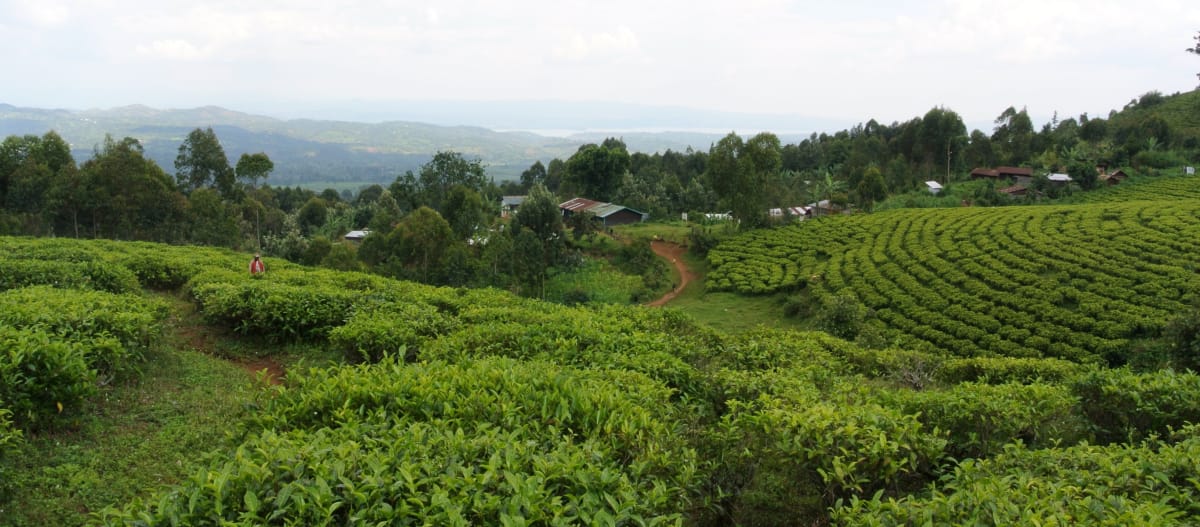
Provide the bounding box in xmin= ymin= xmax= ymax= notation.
xmin=707 ymin=201 xmax=1200 ymax=361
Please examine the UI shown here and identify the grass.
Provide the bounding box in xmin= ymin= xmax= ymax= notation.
xmin=544 ymin=259 xmax=645 ymax=305
xmin=612 ymin=221 xmax=696 ymax=244
xmin=660 ymin=249 xmax=806 ymax=334
xmin=0 ymin=294 xmax=289 ymax=527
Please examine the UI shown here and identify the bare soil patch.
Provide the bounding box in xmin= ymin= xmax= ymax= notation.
xmin=647 ymin=241 xmax=697 ymax=307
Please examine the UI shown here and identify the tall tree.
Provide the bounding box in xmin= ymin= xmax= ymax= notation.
xmin=235 ymin=152 xmax=274 ymax=189
xmin=442 ymin=184 xmax=487 ymax=241
xmin=915 ymin=107 xmax=967 ymax=182
xmin=414 ymin=151 xmax=488 ymax=213
xmin=706 ymin=132 xmax=781 ymax=228
xmin=992 ymin=107 xmax=1035 ymax=166
xmin=564 ymin=139 xmax=630 ymax=201
xmin=82 ymin=135 xmax=186 ymax=241
xmin=175 ymin=127 xmax=234 ymax=197
xmin=519 ymin=160 xmax=546 ymax=192
xmin=1187 ymin=31 xmax=1200 ymax=82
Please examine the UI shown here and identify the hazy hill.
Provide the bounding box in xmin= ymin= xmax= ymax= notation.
xmin=0 ymin=103 xmax=774 ymax=187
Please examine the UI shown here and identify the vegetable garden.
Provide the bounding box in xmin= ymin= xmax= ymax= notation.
xmin=2 ymin=235 xmax=1200 ymax=525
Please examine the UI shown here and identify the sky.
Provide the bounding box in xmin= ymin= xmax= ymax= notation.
xmin=2 ymin=0 xmax=1199 ymax=132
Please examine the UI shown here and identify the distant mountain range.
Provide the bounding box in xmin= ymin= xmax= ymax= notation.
xmin=0 ymin=103 xmax=828 ymax=187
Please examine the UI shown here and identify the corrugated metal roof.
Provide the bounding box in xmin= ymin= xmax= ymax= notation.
xmin=588 ymin=203 xmax=628 ymax=218
xmin=559 ymin=197 xmax=601 ymax=212
xmin=501 ymin=195 xmax=526 ymax=206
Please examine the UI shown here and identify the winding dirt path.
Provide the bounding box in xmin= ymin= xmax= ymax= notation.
xmin=164 ymin=293 xmax=286 ymax=385
xmin=647 ymin=241 xmax=697 ymax=307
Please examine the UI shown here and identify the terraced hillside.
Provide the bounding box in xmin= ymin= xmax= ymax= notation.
xmin=1067 ymin=173 xmax=1200 ymax=203
xmin=6 ymin=236 xmax=1200 ymax=525
xmin=707 ymin=199 xmax=1200 ymax=361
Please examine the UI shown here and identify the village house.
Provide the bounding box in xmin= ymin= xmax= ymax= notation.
xmin=500 ymin=195 xmax=526 ymax=218
xmin=559 ymin=197 xmax=648 ymax=227
xmin=970 ymin=166 xmax=1034 ymax=185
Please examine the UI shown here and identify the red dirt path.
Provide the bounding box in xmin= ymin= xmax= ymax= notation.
xmin=647 ymin=241 xmax=697 ymax=307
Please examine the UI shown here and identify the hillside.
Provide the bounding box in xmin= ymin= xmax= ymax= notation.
xmin=0 ymin=103 xmax=747 ymax=186
xmin=4 ymin=236 xmax=1200 ymax=525
xmin=707 ymin=197 xmax=1200 ymax=363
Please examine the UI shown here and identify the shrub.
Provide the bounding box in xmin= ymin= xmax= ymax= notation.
xmin=0 ymin=326 xmax=96 ymax=428
xmin=879 ymin=382 xmax=1086 ymax=459
xmin=816 ymin=292 xmax=870 ymax=340
xmin=939 ymin=356 xmax=1090 ymax=384
xmin=1072 ymin=368 xmax=1200 ymax=444
xmin=0 ymin=286 xmax=164 ymax=379
xmin=717 ymin=396 xmax=946 ymax=523
xmin=101 ymin=358 xmax=698 ymax=525
xmin=328 ymin=302 xmax=459 ymax=363
xmin=0 ymin=257 xmax=140 ymax=294
xmin=0 ymin=403 xmax=20 ymax=506
xmin=835 ymin=428 xmax=1200 ymax=525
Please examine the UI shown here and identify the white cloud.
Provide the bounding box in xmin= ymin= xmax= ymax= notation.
xmin=7 ymin=0 xmax=70 ymax=28
xmin=552 ymin=26 xmax=641 ymax=62
xmin=4 ymin=0 xmax=1200 ymax=128
xmin=134 ymin=39 xmax=209 ymax=60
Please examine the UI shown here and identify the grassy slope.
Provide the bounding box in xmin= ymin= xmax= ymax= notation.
xmin=657 ymin=247 xmax=807 ymax=333
xmin=0 ymin=294 xmax=270 ymax=527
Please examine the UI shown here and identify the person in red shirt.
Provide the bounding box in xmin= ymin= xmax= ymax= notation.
xmin=249 ymin=254 xmax=266 ymax=275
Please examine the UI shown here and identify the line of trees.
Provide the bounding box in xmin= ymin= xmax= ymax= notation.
xmin=2 ymin=91 xmax=1197 ymax=295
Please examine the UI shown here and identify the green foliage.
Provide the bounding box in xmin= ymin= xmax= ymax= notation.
xmin=1164 ymin=303 xmax=1200 ymax=372
xmin=0 ymin=257 xmax=140 ymax=294
xmin=542 ymin=259 xmax=645 ymax=305
xmin=708 ymin=201 xmax=1200 ymax=361
xmin=939 ymin=355 xmax=1089 ymax=384
xmin=0 ymin=403 xmax=20 ymax=506
xmin=0 ymin=326 xmax=95 ymax=429
xmin=725 ymin=396 xmax=946 ymax=520
xmin=706 ymin=132 xmax=781 ymax=229
xmin=0 ymin=285 xmax=165 ymax=378
xmin=329 ymin=301 xmax=460 ymax=363
xmin=564 ymin=139 xmax=631 ymax=202
xmin=1072 ymin=368 xmax=1200 ymax=444
xmin=188 ymin=268 xmax=364 ymax=342
xmin=815 ymin=292 xmax=869 ymax=339
xmin=101 ymin=358 xmax=696 ymax=526
xmin=836 ymin=429 xmax=1200 ymax=525
xmin=880 ymin=382 xmax=1085 ymax=459
xmin=175 ymin=127 xmax=234 ymax=197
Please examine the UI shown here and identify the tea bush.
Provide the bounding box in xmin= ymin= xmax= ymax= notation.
xmin=0 ymin=285 xmax=165 ymax=379
xmin=0 ymin=326 xmax=96 ymax=429
xmin=101 ymin=358 xmax=699 ymax=525
xmin=707 ymin=202 xmax=1200 ymax=361
xmin=939 ymin=355 xmax=1089 ymax=384
xmin=0 ymin=403 xmax=19 ymax=506
xmin=1072 ymin=367 xmax=1200 ymax=443
xmin=0 ymin=257 xmax=140 ymax=294
xmin=878 ymin=382 xmax=1086 ymax=459
xmin=835 ymin=427 xmax=1200 ymax=525
xmin=718 ymin=396 xmax=946 ymax=523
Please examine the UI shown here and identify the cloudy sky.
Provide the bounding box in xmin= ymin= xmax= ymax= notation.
xmin=3 ymin=0 xmax=1198 ymax=131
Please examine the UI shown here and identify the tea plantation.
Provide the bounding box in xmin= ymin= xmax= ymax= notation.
xmin=2 ymin=235 xmax=1200 ymax=525
xmin=708 ymin=198 xmax=1200 ymax=364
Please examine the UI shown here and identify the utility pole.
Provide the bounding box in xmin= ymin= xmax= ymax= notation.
xmin=945 ymin=142 xmax=953 ymax=185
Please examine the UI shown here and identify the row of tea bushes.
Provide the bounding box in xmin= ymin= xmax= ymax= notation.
xmin=707 ymin=201 xmax=1200 ymax=361
xmin=99 ymin=358 xmax=698 ymax=526
xmin=0 ymin=287 xmax=167 ymax=428
xmin=835 ymin=426 xmax=1200 ymax=525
